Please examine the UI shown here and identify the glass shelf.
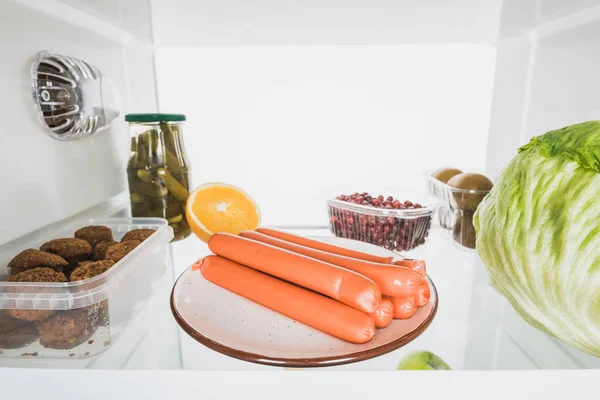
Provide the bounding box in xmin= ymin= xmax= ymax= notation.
xmin=1 ymin=194 xmax=599 ymax=371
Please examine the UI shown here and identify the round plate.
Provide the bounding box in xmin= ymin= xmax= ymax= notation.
xmin=170 ymin=236 xmax=438 ymax=368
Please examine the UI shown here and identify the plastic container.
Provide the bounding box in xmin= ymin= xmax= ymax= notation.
xmin=326 ymin=192 xmax=438 ymax=253
xmin=425 ymin=169 xmax=495 ymax=250
xmin=0 ymin=218 xmax=173 ymax=359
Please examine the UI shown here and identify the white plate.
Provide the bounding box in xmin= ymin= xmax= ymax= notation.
xmin=170 ymin=236 xmax=438 ymax=367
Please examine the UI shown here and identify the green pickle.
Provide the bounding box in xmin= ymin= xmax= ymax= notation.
xmin=127 ymin=117 xmax=191 ymax=241
xmin=130 ymin=192 xmax=144 ymax=204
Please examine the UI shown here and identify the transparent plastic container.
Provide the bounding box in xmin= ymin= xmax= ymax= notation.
xmin=326 ymin=192 xmax=438 ymax=253
xmin=425 ymin=170 xmax=496 ymax=251
xmin=0 ymin=218 xmax=173 ymax=359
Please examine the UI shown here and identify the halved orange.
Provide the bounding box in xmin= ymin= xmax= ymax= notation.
xmin=186 ymin=182 xmax=261 ymax=243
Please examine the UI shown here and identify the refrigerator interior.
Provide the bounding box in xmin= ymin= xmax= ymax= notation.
xmin=2 ymin=0 xmax=600 ymax=370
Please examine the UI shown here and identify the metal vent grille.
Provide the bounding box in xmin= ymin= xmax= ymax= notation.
xmin=31 ymin=51 xmax=120 ymax=140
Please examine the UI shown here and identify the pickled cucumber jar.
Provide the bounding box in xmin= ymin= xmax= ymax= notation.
xmin=125 ymin=114 xmax=192 ymax=241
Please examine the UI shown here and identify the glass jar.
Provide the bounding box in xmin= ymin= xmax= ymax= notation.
xmin=125 ymin=114 xmax=192 ymax=241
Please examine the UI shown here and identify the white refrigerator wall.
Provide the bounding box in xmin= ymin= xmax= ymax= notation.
xmin=468 ymin=0 xmax=600 ymax=370
xmin=0 ymin=0 xmax=157 ymax=244
xmin=154 ymin=45 xmax=496 ymax=227
xmin=151 ymin=0 xmax=501 ymax=228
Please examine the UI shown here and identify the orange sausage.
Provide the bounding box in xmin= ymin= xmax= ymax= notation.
xmin=198 ymin=256 xmax=376 ymax=344
xmin=368 ymin=298 xmax=394 ymax=328
xmin=240 ymin=230 xmax=425 ymax=297
xmin=393 ymin=259 xmax=427 ymax=278
xmin=414 ymin=282 xmax=431 ymax=307
xmin=387 ymin=296 xmax=418 ymax=320
xmin=256 ymin=227 xmax=395 ymax=264
xmin=208 ymin=233 xmax=381 ymax=313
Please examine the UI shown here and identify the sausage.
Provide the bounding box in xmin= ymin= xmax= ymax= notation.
xmin=208 ymin=233 xmax=381 ymax=313
xmin=368 ymin=298 xmax=394 ymax=328
xmin=392 ymin=259 xmax=427 ymax=278
xmin=240 ymin=230 xmax=425 ymax=297
xmin=387 ymin=296 xmax=418 ymax=320
xmin=198 ymin=255 xmax=376 ymax=344
xmin=414 ymin=282 xmax=431 ymax=307
xmin=256 ymin=227 xmax=395 ymax=264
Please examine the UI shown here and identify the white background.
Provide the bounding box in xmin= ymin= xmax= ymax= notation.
xmin=155 ymin=45 xmax=496 ymax=226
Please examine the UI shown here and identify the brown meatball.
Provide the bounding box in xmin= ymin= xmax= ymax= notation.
xmin=74 ymin=226 xmax=114 ymax=249
xmin=8 ymin=267 xmax=68 ymax=283
xmin=77 ymin=260 xmax=93 ymax=267
xmin=93 ymin=240 xmax=116 ymax=261
xmin=120 ymin=229 xmax=155 ymax=243
xmin=7 ymin=249 xmax=68 ymax=275
xmin=0 ymin=311 xmax=39 ymax=349
xmin=105 ymin=240 xmax=141 ymax=263
xmin=7 ymin=268 xmax=67 ymax=321
xmin=40 ymin=238 xmax=92 ymax=264
xmin=38 ymin=309 xmax=96 ymax=350
xmin=70 ymin=260 xmax=115 ymax=282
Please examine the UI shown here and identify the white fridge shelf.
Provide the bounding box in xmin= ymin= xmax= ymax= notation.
xmin=1 ymin=194 xmax=599 ymax=371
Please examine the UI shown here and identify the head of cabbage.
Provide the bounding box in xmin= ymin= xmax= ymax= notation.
xmin=474 ymin=120 xmax=600 ymax=356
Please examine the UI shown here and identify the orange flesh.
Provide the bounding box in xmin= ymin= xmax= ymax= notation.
xmin=186 ymin=183 xmax=260 ymax=242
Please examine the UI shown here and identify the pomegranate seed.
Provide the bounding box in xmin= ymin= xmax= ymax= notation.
xmin=331 ymin=194 xmax=431 ymax=251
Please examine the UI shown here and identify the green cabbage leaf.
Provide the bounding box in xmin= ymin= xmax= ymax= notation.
xmin=474 ymin=120 xmax=600 ymax=356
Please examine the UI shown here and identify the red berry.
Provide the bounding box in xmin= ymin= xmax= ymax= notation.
xmin=386 ymin=196 xmax=393 ymax=202
xmin=377 ymin=195 xmax=384 ymax=201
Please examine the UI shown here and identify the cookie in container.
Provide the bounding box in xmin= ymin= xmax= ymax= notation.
xmin=0 ymin=217 xmax=173 ymax=359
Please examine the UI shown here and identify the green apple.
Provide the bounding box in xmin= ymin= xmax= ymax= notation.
xmin=396 ymin=350 xmax=451 ymax=370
